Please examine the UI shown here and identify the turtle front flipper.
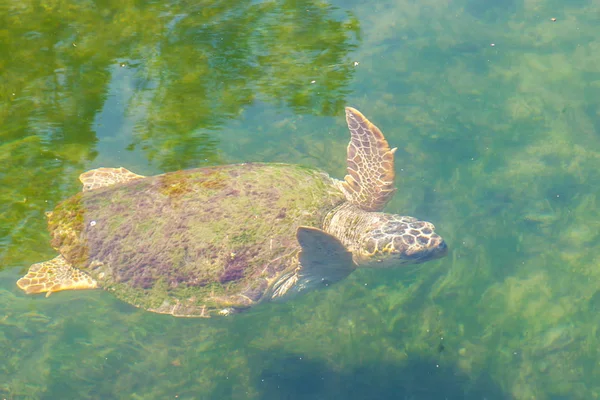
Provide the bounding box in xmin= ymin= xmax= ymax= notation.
xmin=271 ymin=227 xmax=356 ymax=300
xmin=341 ymin=107 xmax=397 ymax=211
xmin=79 ymin=167 xmax=145 ymax=191
xmin=17 ymin=255 xmax=98 ymax=297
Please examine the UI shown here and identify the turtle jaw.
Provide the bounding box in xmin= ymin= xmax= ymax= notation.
xmin=402 ymin=237 xmax=447 ymax=264
xmin=358 ymin=238 xmax=447 ymax=268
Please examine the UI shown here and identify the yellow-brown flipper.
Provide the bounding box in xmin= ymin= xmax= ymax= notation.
xmin=79 ymin=167 xmax=145 ymax=192
xmin=17 ymin=255 xmax=98 ymax=297
xmin=340 ymin=107 xmax=397 ymax=212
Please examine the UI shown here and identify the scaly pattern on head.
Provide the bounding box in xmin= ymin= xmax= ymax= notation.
xmin=360 ymin=214 xmax=447 ymax=267
xmin=341 ymin=107 xmax=397 ymax=212
xmin=323 ymin=203 xmax=447 ymax=268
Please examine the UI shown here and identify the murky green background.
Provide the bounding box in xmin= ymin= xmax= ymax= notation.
xmin=2 ymin=0 xmax=600 ymax=398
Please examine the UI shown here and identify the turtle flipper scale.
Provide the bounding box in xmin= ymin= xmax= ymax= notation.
xmin=17 ymin=255 xmax=98 ymax=297
xmin=341 ymin=107 xmax=397 ymax=212
xmin=79 ymin=167 xmax=145 ymax=192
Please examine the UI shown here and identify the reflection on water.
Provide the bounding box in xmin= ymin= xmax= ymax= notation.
xmin=2 ymin=0 xmax=600 ymax=398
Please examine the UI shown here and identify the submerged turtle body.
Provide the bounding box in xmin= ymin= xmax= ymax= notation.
xmin=50 ymin=164 xmax=345 ymax=316
xmin=18 ymin=107 xmax=448 ymax=317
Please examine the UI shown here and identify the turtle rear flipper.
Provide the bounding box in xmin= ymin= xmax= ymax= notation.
xmin=17 ymin=255 xmax=98 ymax=297
xmin=341 ymin=107 xmax=397 ymax=212
xmin=79 ymin=167 xmax=145 ymax=191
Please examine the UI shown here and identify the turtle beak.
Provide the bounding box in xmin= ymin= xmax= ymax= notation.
xmin=438 ymin=239 xmax=447 ymax=251
xmin=434 ymin=240 xmax=448 ymax=258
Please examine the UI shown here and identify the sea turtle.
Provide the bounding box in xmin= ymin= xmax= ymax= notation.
xmin=17 ymin=107 xmax=447 ymax=317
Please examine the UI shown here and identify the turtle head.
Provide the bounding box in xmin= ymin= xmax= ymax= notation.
xmin=355 ymin=214 xmax=447 ymax=268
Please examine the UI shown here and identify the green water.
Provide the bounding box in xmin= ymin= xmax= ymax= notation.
xmin=2 ymin=0 xmax=600 ymax=398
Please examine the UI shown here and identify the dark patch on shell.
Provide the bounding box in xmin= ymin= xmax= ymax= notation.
xmin=276 ymin=208 xmax=287 ymax=219
xmin=220 ymin=252 xmax=249 ymax=283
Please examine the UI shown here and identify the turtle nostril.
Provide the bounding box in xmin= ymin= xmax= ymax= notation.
xmin=438 ymin=241 xmax=447 ymax=250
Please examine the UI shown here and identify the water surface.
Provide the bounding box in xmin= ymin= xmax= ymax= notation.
xmin=2 ymin=0 xmax=600 ymax=398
